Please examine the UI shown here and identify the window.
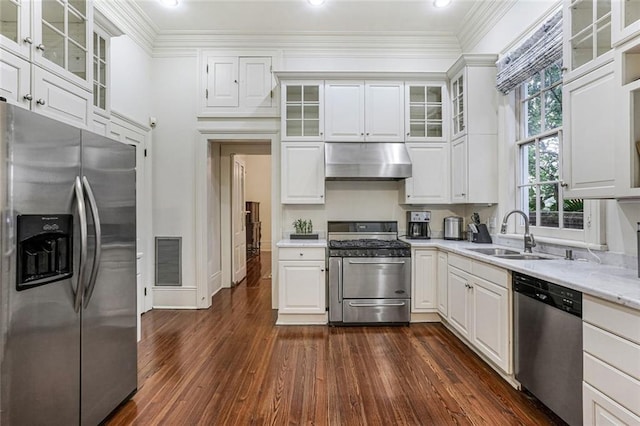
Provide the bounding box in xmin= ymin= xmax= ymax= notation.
xmin=93 ymin=30 xmax=107 ymax=111
xmin=517 ymin=61 xmax=584 ymax=235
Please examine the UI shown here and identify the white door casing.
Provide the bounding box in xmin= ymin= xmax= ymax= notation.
xmin=232 ymin=155 xmax=247 ymax=284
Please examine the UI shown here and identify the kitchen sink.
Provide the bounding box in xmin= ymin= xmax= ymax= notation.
xmin=467 ymin=248 xmax=520 ymax=256
xmin=493 ymin=254 xmax=552 ymax=260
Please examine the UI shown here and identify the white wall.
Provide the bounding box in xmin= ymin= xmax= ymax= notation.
xmin=244 ymin=155 xmax=272 ymax=250
xmin=110 ymin=36 xmax=153 ymax=124
xmin=150 ymin=54 xmax=199 ymax=302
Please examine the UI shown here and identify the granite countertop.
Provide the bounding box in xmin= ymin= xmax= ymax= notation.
xmin=276 ymin=239 xmax=327 ymax=248
xmin=401 ymin=238 xmax=640 ymax=311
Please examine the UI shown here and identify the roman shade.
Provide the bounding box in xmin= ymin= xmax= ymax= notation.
xmin=496 ymin=9 xmax=563 ymax=95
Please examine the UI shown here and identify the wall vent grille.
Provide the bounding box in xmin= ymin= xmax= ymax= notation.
xmin=155 ymin=237 xmax=182 ymax=286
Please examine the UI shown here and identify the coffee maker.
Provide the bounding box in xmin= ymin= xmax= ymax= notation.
xmin=407 ymin=211 xmax=431 ymax=239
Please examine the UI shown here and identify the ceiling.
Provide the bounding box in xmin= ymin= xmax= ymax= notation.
xmin=132 ymin=0 xmax=485 ymax=36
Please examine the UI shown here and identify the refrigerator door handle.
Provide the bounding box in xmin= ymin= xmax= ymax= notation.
xmin=73 ymin=176 xmax=88 ymax=313
xmin=82 ymin=176 xmax=102 ymax=309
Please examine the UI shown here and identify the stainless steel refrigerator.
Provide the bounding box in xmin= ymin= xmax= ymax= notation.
xmin=0 ymin=102 xmax=137 ymax=425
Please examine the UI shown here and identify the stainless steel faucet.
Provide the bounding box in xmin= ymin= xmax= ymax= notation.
xmin=500 ymin=210 xmax=536 ymax=253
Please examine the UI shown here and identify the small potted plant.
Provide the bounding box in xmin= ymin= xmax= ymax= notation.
xmin=291 ymin=219 xmax=318 ymax=239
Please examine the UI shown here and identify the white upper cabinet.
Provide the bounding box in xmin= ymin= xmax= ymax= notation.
xmin=200 ymin=52 xmax=278 ymax=117
xmin=0 ymin=0 xmax=92 ymax=127
xmin=563 ymin=0 xmax=613 ymax=81
xmin=364 ymin=81 xmax=404 ymax=141
xmin=611 ymin=0 xmax=640 ymax=45
xmin=615 ymin=38 xmax=640 ymax=198
xmin=0 ymin=0 xmax=32 ymax=58
xmin=563 ymin=61 xmax=616 ymax=198
xmin=402 ymin=143 xmax=449 ymax=204
xmin=405 ymin=83 xmax=447 ymax=142
xmin=324 ymin=81 xmax=365 ymax=141
xmin=281 ymin=81 xmax=324 ymax=141
xmin=450 ymin=71 xmax=466 ymax=138
xmin=447 ymin=55 xmax=499 ymax=204
xmin=324 ymin=80 xmax=404 ymax=142
xmin=281 ymin=141 xmax=325 ymax=204
xmin=33 ymin=0 xmax=92 ymax=90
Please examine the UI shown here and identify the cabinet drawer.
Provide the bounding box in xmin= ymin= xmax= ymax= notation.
xmin=471 ymin=260 xmax=508 ymax=288
xmin=584 ymin=353 xmax=640 ymax=416
xmin=584 ymin=323 xmax=640 ymax=381
xmin=584 ymin=383 xmax=640 ymax=426
xmin=448 ymin=253 xmax=472 ymax=272
xmin=279 ymin=247 xmax=325 ymax=261
xmin=584 ymin=295 xmax=640 ymax=345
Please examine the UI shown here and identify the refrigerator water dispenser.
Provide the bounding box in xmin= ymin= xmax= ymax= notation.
xmin=17 ymin=214 xmax=73 ymax=290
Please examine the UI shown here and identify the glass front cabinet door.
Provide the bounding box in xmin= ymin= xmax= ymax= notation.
xmin=33 ymin=0 xmax=91 ymax=89
xmin=405 ymin=83 xmax=446 ymax=142
xmin=281 ymin=81 xmax=324 ymax=141
xmin=565 ymin=0 xmax=613 ymax=75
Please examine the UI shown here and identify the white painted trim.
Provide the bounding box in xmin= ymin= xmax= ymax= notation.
xmin=111 ymin=110 xmax=151 ymax=132
xmin=153 ymin=287 xmax=198 ymax=309
xmin=275 ymin=71 xmax=448 ymax=82
xmin=457 ymin=0 xmax=518 ymax=52
xmin=94 ymin=0 xmax=157 ymax=55
xmin=209 ymin=271 xmax=222 ymax=298
xmin=195 ymin=124 xmax=280 ymax=313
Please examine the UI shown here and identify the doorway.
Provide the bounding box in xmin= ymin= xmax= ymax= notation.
xmin=218 ymin=142 xmax=272 ymax=289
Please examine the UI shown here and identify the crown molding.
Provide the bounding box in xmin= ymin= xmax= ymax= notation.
xmin=94 ymin=0 xmax=157 ymax=55
xmin=446 ymin=53 xmax=499 ymax=78
xmin=152 ymin=31 xmax=461 ymax=55
xmin=457 ymin=0 xmax=517 ymax=52
xmin=274 ymin=71 xmax=449 ymax=83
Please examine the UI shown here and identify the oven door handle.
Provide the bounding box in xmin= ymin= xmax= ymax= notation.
xmin=347 ymin=260 xmax=406 ymax=265
xmin=348 ymin=301 xmax=407 ymax=307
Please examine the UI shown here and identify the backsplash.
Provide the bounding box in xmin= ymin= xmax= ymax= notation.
xmin=492 ymin=234 xmax=638 ymax=271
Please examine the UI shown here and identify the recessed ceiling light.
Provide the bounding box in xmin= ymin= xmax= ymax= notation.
xmin=160 ymin=0 xmax=179 ymax=7
xmin=433 ymin=0 xmax=452 ymax=8
xmin=308 ymin=0 xmax=325 ymax=6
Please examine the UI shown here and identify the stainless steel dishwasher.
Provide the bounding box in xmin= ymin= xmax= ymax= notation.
xmin=513 ymin=272 xmax=583 ymax=426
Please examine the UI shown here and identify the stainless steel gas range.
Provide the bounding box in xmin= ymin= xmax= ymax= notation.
xmin=327 ymin=221 xmax=411 ymax=325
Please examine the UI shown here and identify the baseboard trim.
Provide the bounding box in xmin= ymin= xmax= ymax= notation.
xmin=152 ymin=286 xmax=197 ymax=309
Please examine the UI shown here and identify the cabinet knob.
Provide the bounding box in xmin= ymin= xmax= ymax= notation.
xmin=36 ymin=44 xmax=45 ymax=51
xmin=36 ymin=99 xmax=46 ymax=106
xmin=320 ymin=195 xmax=323 ymax=198
xmin=366 ymin=133 xmax=370 ymax=136
xmin=461 ymin=193 xmax=466 ymax=196
xmin=360 ymin=133 xmax=364 ymax=136
xmin=234 ymin=79 xmax=238 ymax=83
xmin=23 ymin=94 xmax=33 ymax=101
xmin=560 ymin=180 xmax=568 ymax=188
xmin=320 ymin=132 xmax=323 ymax=135
xmin=299 ymin=253 xmax=303 ymax=256
xmin=407 ymin=132 xmax=410 ymax=136
xmin=23 ymin=37 xmax=33 ymax=45
xmin=320 ymin=268 xmax=325 ymax=272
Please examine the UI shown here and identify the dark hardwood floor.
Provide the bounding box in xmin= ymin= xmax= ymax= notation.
xmin=107 ymin=251 xmax=564 ymax=425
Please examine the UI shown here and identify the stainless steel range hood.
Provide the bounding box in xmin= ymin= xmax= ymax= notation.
xmin=325 ymin=142 xmax=412 ymax=180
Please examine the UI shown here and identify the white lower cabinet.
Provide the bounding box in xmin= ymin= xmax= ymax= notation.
xmin=436 ymin=252 xmax=448 ymax=316
xmin=411 ymin=249 xmax=437 ymax=312
xmin=583 ymin=383 xmax=640 ymax=426
xmin=471 ymin=276 xmax=508 ymax=371
xmin=277 ymin=247 xmax=327 ymax=324
xmin=583 ymin=295 xmax=640 ymax=423
xmin=446 ymin=254 xmax=510 ymax=373
xmin=447 ymin=266 xmax=473 ymax=340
